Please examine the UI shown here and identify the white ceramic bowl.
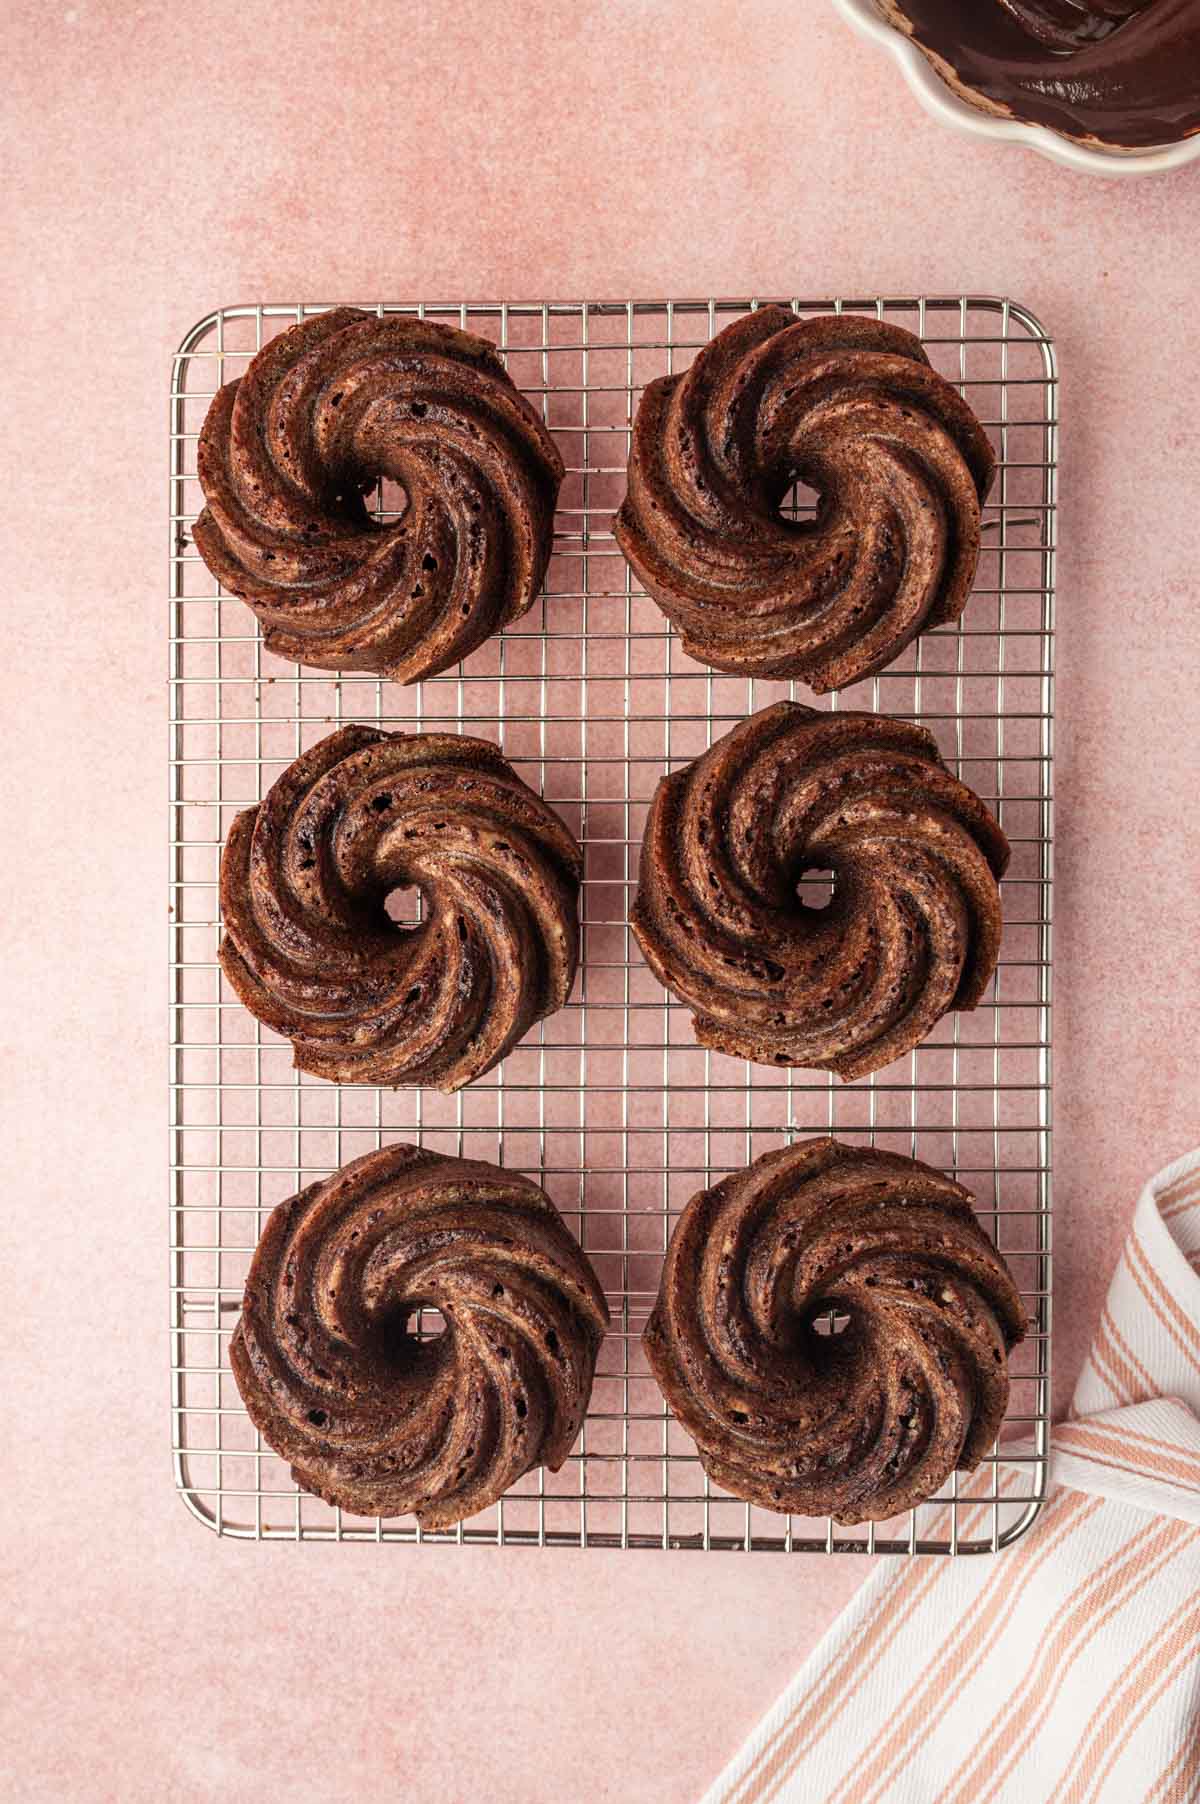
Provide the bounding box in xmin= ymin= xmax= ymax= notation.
xmin=832 ymin=0 xmax=1200 ymax=177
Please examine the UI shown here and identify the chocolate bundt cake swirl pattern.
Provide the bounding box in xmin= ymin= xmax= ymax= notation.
xmin=220 ymin=724 xmax=581 ymax=1091
xmin=194 ymin=308 xmax=564 ymax=683
xmin=631 ymin=702 xmax=1009 ymax=1080
xmin=613 ymin=307 xmax=995 ymax=689
xmin=231 ymin=1145 xmax=610 ymax=1526
xmin=644 ymin=1138 xmax=1026 ymax=1524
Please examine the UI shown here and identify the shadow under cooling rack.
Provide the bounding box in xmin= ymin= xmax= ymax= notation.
xmin=169 ymin=295 xmax=1055 ymax=1555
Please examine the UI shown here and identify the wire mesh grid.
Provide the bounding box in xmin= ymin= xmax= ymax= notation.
xmin=169 ymin=295 xmax=1055 ymax=1554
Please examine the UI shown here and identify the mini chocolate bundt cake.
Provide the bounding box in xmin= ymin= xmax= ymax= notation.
xmin=231 ymin=1144 xmax=610 ymax=1526
xmin=631 ymin=701 xmax=1008 ymax=1080
xmin=194 ymin=308 xmax=563 ymax=683
xmin=613 ymin=307 xmax=995 ymax=688
xmin=644 ymin=1137 xmax=1025 ymax=1524
xmin=220 ymin=724 xmax=581 ymax=1090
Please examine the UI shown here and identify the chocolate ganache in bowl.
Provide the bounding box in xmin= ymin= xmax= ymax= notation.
xmin=873 ymin=0 xmax=1200 ymax=150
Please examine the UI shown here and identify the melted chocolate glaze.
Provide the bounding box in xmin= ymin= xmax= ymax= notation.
xmin=888 ymin=0 xmax=1200 ymax=147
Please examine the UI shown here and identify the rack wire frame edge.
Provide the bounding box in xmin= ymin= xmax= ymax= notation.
xmin=169 ymin=294 xmax=1056 ymax=1555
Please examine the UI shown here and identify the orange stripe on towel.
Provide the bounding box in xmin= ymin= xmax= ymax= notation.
xmin=938 ymin=1517 xmax=1194 ymax=1804
xmin=727 ymin=1481 xmax=1025 ymax=1804
xmin=1055 ymin=1421 xmax=1200 ymax=1494
xmin=1050 ymin=1589 xmax=1200 ymax=1804
xmin=815 ymin=1491 xmax=1101 ymax=1804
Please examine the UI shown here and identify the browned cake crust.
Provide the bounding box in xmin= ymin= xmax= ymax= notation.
xmin=644 ymin=1138 xmax=1026 ymax=1525
xmin=612 ymin=307 xmax=994 ymax=689
xmin=630 ymin=702 xmax=1009 ymax=1080
xmin=219 ymin=724 xmax=581 ymax=1091
xmin=193 ymin=308 xmax=564 ymax=683
xmin=231 ymin=1144 xmax=610 ymax=1527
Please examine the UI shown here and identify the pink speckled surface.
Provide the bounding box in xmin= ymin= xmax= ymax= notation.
xmin=4 ymin=2 xmax=1199 ymax=1799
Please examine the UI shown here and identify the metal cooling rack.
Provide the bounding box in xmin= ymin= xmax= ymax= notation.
xmin=169 ymin=295 xmax=1055 ymax=1554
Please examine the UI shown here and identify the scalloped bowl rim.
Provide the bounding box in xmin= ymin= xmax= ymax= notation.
xmin=832 ymin=0 xmax=1200 ymax=177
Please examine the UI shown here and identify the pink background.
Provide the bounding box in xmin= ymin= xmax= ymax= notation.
xmin=6 ymin=2 xmax=1199 ymax=1798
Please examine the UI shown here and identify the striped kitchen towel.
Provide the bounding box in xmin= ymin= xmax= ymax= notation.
xmin=705 ymin=1148 xmax=1200 ymax=1804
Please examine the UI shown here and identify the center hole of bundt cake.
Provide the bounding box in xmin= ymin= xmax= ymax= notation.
xmin=790 ymin=1302 xmax=857 ymax=1375
xmin=806 ymin=1305 xmax=852 ymax=1340
xmin=371 ymin=1300 xmax=448 ymax=1370
xmin=384 ymin=882 xmax=425 ymax=928
xmin=794 ymin=864 xmax=837 ymax=914
xmin=373 ymin=477 xmax=410 ymax=526
xmin=779 ymin=474 xmax=824 ymax=526
xmin=405 ymin=1303 xmax=447 ymax=1345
